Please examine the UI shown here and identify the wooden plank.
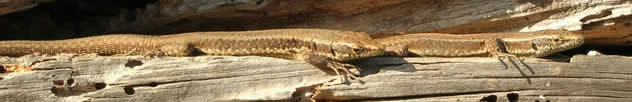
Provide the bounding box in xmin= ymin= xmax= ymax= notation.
xmin=316 ymin=55 xmax=632 ymax=101
xmin=1 ymin=55 xmax=631 ymax=102
xmin=1 ymin=55 xmax=335 ymax=102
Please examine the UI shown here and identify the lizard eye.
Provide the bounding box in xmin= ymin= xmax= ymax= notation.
xmin=553 ymin=38 xmax=561 ymax=42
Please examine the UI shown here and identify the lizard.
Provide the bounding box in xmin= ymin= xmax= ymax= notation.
xmin=0 ymin=29 xmax=385 ymax=82
xmin=375 ymin=30 xmax=584 ymax=82
xmin=376 ymin=30 xmax=584 ymax=58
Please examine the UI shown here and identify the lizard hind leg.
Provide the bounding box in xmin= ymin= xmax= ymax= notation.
xmin=142 ymin=43 xmax=195 ymax=57
xmin=161 ymin=43 xmax=195 ymax=57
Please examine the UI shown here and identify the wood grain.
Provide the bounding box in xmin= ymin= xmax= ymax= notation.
xmin=1 ymin=54 xmax=630 ymax=102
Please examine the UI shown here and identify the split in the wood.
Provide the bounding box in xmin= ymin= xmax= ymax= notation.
xmin=0 ymin=64 xmax=33 ymax=73
xmin=124 ymin=59 xmax=144 ymax=68
xmin=124 ymin=87 xmax=135 ymax=95
xmin=479 ymin=95 xmax=497 ymax=102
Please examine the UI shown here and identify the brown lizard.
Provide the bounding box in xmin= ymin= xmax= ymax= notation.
xmin=0 ymin=29 xmax=385 ymax=82
xmin=376 ymin=30 xmax=584 ymax=58
xmin=376 ymin=30 xmax=584 ymax=83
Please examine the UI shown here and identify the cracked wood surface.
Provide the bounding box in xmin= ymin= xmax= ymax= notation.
xmin=2 ymin=0 xmax=632 ymax=46
xmin=1 ymin=55 xmax=631 ymax=102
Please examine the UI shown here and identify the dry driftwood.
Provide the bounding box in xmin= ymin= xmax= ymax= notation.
xmin=2 ymin=0 xmax=631 ymax=46
xmin=1 ymin=0 xmax=631 ymax=102
xmin=113 ymin=0 xmax=632 ymax=46
xmin=1 ymin=54 xmax=630 ymax=102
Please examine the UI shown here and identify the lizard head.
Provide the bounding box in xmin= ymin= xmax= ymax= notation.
xmin=530 ymin=31 xmax=584 ymax=57
xmin=331 ymin=32 xmax=385 ymax=62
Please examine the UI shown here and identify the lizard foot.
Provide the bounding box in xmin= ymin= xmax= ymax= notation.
xmin=304 ymin=55 xmax=363 ymax=85
xmin=324 ymin=62 xmax=361 ymax=84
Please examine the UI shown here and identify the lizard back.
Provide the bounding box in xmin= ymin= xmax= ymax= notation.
xmin=0 ymin=29 xmax=384 ymax=61
xmin=0 ymin=35 xmax=166 ymax=56
xmin=377 ymin=31 xmax=584 ymax=57
xmin=172 ymin=29 xmax=384 ymax=61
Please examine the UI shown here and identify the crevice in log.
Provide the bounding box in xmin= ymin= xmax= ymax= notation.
xmin=123 ymin=87 xmax=135 ymax=95
xmin=32 ymin=67 xmax=73 ymax=71
xmin=124 ymin=59 xmax=143 ymax=68
xmin=524 ymin=95 xmax=626 ymax=98
xmin=0 ymin=64 xmax=33 ymax=73
xmin=125 ymin=82 xmax=159 ymax=88
xmin=567 ymin=45 xmax=632 ymax=56
xmin=480 ymin=94 xmax=498 ymax=102
xmin=0 ymin=65 xmax=6 ymax=73
xmin=597 ymin=72 xmax=632 ymax=76
xmin=581 ymin=14 xmax=632 ymax=31
xmin=29 ymin=58 xmax=56 ymax=66
xmin=403 ymin=62 xmax=457 ymax=65
xmin=507 ymin=93 xmax=519 ymax=102
xmin=465 ymin=77 xmax=632 ymax=81
xmin=290 ymin=83 xmax=321 ymax=102
xmin=322 ymin=89 xmax=542 ymax=101
xmin=113 ymin=74 xmax=250 ymax=87
xmin=94 ymin=82 xmax=106 ymax=90
xmin=580 ymin=8 xmax=614 ymax=22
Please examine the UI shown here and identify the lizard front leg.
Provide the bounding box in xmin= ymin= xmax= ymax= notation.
xmin=303 ymin=54 xmax=360 ymax=84
xmin=491 ymin=38 xmax=534 ymax=73
xmin=489 ymin=38 xmax=535 ymax=83
xmin=488 ymin=38 xmax=522 ymax=64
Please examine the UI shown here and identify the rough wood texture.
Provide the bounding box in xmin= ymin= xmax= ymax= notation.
xmin=117 ymin=0 xmax=632 ymax=46
xmin=1 ymin=55 xmax=630 ymax=102
xmin=1 ymin=0 xmax=631 ymax=102
xmin=2 ymin=0 xmax=632 ymax=46
xmin=0 ymin=55 xmax=334 ymax=102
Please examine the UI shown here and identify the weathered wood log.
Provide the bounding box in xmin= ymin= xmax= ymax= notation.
xmin=1 ymin=54 xmax=630 ymax=102
xmin=2 ymin=0 xmax=631 ymax=46
xmin=318 ymin=55 xmax=632 ymax=101
xmin=1 ymin=0 xmax=631 ymax=102
xmin=121 ymin=0 xmax=632 ymax=46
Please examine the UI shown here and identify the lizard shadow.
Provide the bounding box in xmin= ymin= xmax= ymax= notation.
xmin=499 ymin=54 xmax=574 ymax=84
xmin=353 ymin=56 xmax=549 ymax=85
xmin=348 ymin=54 xmax=575 ymax=85
xmin=498 ymin=57 xmax=534 ymax=84
xmin=351 ymin=57 xmax=414 ymax=76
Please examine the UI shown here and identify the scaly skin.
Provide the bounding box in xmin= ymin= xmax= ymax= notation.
xmin=376 ymin=30 xmax=584 ymax=83
xmin=0 ymin=29 xmax=385 ymax=82
xmin=376 ymin=30 xmax=584 ymax=57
